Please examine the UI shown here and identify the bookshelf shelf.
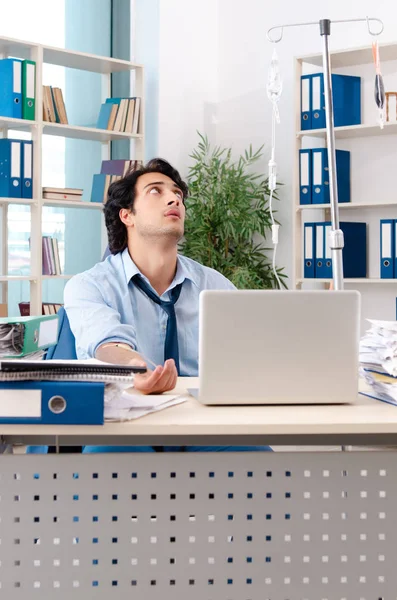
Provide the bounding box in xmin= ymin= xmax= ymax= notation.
xmin=43 ymin=45 xmax=142 ymax=74
xmin=296 ymin=202 xmax=397 ymax=212
xmin=0 ymin=276 xmax=36 ymax=282
xmin=42 ymin=275 xmax=74 ymax=281
xmin=42 ymin=198 xmax=103 ymax=210
xmin=297 ymin=121 xmax=397 ymax=140
xmin=297 ymin=278 xmax=397 ymax=285
xmin=0 ymin=34 xmax=144 ymax=316
xmin=0 ymin=198 xmax=36 ymax=206
xmin=42 ymin=121 xmax=143 ymax=142
xmin=0 ymin=116 xmax=37 ymax=131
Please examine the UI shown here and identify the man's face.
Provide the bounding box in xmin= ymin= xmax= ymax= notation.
xmin=129 ymin=172 xmax=186 ymax=242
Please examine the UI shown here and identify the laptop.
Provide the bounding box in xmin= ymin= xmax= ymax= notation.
xmin=190 ymin=289 xmax=360 ymax=405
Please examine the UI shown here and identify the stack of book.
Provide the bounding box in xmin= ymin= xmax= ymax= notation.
xmin=96 ymin=97 xmax=141 ymax=134
xmin=42 ymin=236 xmax=61 ymax=275
xmin=91 ymin=159 xmax=142 ymax=204
xmin=360 ymin=319 xmax=397 ymax=405
xmin=43 ymin=186 xmax=83 ymax=201
xmin=19 ymin=302 xmax=63 ymax=317
xmin=42 ymin=85 xmax=68 ymax=124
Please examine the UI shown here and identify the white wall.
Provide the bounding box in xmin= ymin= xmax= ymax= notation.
xmin=157 ymin=0 xmax=219 ymax=175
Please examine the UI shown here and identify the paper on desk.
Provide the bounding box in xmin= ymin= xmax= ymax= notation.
xmin=104 ymin=389 xmax=188 ymax=421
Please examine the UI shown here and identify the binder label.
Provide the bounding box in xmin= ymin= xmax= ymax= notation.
xmin=313 ymin=151 xmax=322 ymax=186
xmin=24 ymin=143 xmax=32 ymax=178
xmin=305 ymin=226 xmax=313 ymax=259
xmin=300 ymin=152 xmax=309 ymax=186
xmin=325 ymin=225 xmax=332 ymax=259
xmin=312 ymin=75 xmax=321 ymax=111
xmin=301 ymin=78 xmax=310 ymax=112
xmin=0 ymin=389 xmax=41 ymax=417
xmin=13 ymin=60 xmax=21 ymax=94
xmin=11 ymin=142 xmax=20 ymax=177
xmin=26 ymin=63 xmax=35 ymax=97
xmin=316 ymin=224 xmax=324 ymax=258
xmin=382 ymin=222 xmax=392 ymax=256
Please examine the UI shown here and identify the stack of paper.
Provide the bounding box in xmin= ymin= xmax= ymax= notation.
xmin=360 ymin=319 xmax=397 ymax=405
xmin=359 ymin=319 xmax=397 ymax=377
xmin=104 ymin=389 xmax=187 ymax=421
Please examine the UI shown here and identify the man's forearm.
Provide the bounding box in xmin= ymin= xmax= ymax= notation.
xmin=95 ymin=342 xmax=144 ymax=365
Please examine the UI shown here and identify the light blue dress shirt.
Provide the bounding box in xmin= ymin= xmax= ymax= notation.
xmin=64 ymin=248 xmax=235 ymax=376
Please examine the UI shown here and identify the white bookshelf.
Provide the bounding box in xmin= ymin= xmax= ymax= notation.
xmin=294 ymin=41 xmax=397 ymax=328
xmin=0 ymin=35 xmax=144 ymax=315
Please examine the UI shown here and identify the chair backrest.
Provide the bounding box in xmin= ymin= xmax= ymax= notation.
xmin=45 ymin=246 xmax=111 ymax=360
xmin=45 ymin=307 xmax=77 ymax=360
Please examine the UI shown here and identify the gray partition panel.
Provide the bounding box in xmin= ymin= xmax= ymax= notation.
xmin=0 ymin=451 xmax=396 ymax=599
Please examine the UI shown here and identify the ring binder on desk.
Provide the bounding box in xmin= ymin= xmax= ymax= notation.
xmin=0 ymin=359 xmax=147 ymax=382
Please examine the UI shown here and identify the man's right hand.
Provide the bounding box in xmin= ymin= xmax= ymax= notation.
xmin=130 ymin=358 xmax=178 ymax=395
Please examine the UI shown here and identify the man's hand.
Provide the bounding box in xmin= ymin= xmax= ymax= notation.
xmin=130 ymin=358 xmax=178 ymax=394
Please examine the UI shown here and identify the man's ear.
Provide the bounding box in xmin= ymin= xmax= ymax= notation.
xmin=119 ymin=208 xmax=134 ymax=227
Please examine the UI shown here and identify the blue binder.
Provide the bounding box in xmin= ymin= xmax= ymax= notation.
xmin=380 ymin=219 xmax=395 ymax=279
xmin=395 ymin=220 xmax=397 ymax=279
xmin=22 ymin=140 xmax=33 ymax=199
xmin=0 ymin=139 xmax=22 ymax=198
xmin=0 ymin=58 xmax=22 ymax=119
xmin=0 ymin=381 xmax=104 ymax=424
xmin=309 ymin=73 xmax=361 ymax=130
xmin=311 ymin=148 xmax=350 ymax=205
xmin=300 ymin=75 xmax=312 ymax=130
xmin=315 ymin=222 xmax=326 ymax=278
xmin=319 ymin=221 xmax=367 ymax=279
xmin=304 ymin=222 xmax=315 ymax=278
xmin=299 ymin=149 xmax=311 ymax=204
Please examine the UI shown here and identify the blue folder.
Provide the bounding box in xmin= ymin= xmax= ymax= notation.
xmin=311 ymin=148 xmax=350 ymax=205
xmin=318 ymin=221 xmax=367 ymax=279
xmin=0 ymin=58 xmax=22 ymax=119
xmin=299 ymin=149 xmax=312 ymax=204
xmin=0 ymin=138 xmax=22 ymax=198
xmin=308 ymin=73 xmax=361 ymax=130
xmin=0 ymin=381 xmax=104 ymax=424
xmin=304 ymin=222 xmax=315 ymax=278
xmin=22 ymin=140 xmax=33 ymax=199
xmin=300 ymin=75 xmax=312 ymax=130
xmin=380 ymin=219 xmax=395 ymax=279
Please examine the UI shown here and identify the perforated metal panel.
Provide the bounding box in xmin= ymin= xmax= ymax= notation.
xmin=0 ymin=451 xmax=396 ymax=599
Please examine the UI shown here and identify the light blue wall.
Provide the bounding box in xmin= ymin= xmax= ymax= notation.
xmin=63 ymin=0 xmax=111 ymax=278
xmin=135 ymin=0 xmax=159 ymax=160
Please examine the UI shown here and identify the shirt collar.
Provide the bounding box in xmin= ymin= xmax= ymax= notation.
xmin=121 ymin=248 xmax=200 ymax=289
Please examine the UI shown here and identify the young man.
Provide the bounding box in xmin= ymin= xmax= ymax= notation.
xmin=64 ymin=158 xmax=270 ymax=453
xmin=64 ymin=158 xmax=235 ymax=394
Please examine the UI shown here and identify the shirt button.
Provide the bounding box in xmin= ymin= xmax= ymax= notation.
xmin=162 ymin=325 xmax=166 ymax=330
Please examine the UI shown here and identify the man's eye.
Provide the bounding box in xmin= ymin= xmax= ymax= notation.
xmin=149 ymin=187 xmax=160 ymax=194
xmin=175 ymin=191 xmax=183 ymax=199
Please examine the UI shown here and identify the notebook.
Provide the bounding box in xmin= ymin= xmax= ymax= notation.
xmin=0 ymin=359 xmax=146 ymax=383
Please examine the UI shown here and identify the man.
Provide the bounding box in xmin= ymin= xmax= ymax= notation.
xmin=64 ymin=158 xmax=235 ymax=392
xmin=65 ymin=158 xmax=270 ymax=452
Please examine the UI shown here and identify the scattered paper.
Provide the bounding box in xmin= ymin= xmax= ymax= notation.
xmin=104 ymin=390 xmax=188 ymax=421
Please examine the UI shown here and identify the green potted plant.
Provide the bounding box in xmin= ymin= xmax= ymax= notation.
xmin=179 ymin=133 xmax=287 ymax=289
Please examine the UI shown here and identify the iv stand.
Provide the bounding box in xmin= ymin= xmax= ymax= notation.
xmin=267 ymin=17 xmax=384 ymax=291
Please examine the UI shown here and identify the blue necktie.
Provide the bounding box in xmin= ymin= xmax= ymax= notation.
xmin=132 ymin=275 xmax=183 ymax=374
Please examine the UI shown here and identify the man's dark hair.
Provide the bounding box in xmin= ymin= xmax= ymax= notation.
xmin=104 ymin=158 xmax=189 ymax=254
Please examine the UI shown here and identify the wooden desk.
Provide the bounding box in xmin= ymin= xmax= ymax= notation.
xmin=0 ymin=378 xmax=397 ymax=598
xmin=1 ymin=377 xmax=397 ymax=447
